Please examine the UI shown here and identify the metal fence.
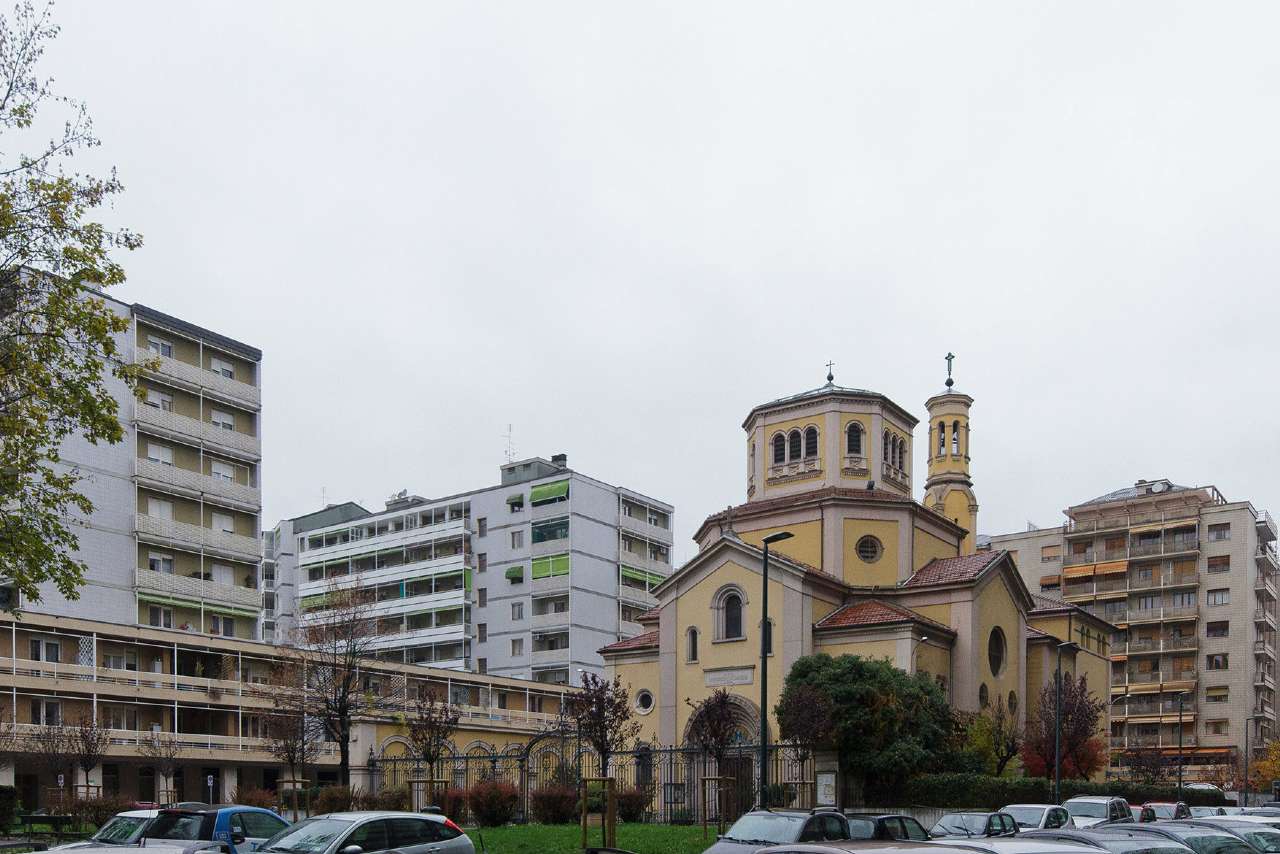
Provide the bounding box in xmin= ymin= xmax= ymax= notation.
xmin=369 ymin=739 xmax=816 ymax=825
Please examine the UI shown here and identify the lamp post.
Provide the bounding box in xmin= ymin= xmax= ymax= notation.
xmin=1054 ymin=640 xmax=1079 ymax=804
xmin=1244 ymin=715 xmax=1259 ymax=808
xmin=759 ymin=530 xmax=793 ymax=810
xmin=1177 ymin=691 xmax=1188 ymax=801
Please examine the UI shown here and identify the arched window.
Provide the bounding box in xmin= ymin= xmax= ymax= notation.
xmin=846 ymin=423 xmax=863 ymax=455
xmin=883 ymin=430 xmax=890 ymax=462
xmin=686 ymin=627 xmax=699 ymax=663
xmin=787 ymin=430 xmax=802 ymax=461
xmin=937 ymin=421 xmax=946 ymax=456
xmin=897 ymin=437 xmax=906 ymax=470
xmin=772 ymin=433 xmax=785 ymax=465
xmin=951 ymin=420 xmax=961 ymax=456
xmin=723 ymin=593 xmax=743 ymax=640
xmin=803 ymin=426 xmax=818 ymax=458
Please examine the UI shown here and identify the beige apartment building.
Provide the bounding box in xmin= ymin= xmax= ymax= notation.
xmin=989 ymin=478 xmax=1279 ymax=781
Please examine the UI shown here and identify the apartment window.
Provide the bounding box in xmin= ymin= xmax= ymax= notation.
xmin=1207 ymin=588 xmax=1230 ymax=606
xmin=478 ymin=553 xmax=487 ymax=573
xmin=209 ymin=356 xmax=235 ymax=379
xmin=477 ymin=588 xmax=487 ymax=608
xmin=1206 ymin=621 xmax=1229 ymax=638
xmin=511 ymin=530 xmax=524 ymax=549
xmin=477 ymin=658 xmax=487 ymax=674
xmin=477 ymin=517 xmax=487 ymax=538
xmin=144 ymin=388 xmax=173 ymax=411
xmin=687 ymin=627 xmax=699 ymax=662
xmin=210 ymin=460 xmax=235 ymax=481
xmin=1206 ymin=687 xmax=1229 ymax=704
xmin=532 ymin=517 xmax=569 ymax=543
xmin=210 ymin=615 xmax=234 ymax=637
xmin=530 ymin=695 xmax=543 ymax=713
xmin=29 ymin=637 xmax=60 ymax=662
xmin=210 ymin=409 xmax=235 ymax=431
xmin=103 ymin=651 xmax=136 ymax=671
xmin=1171 ymin=591 xmax=1196 ymax=608
xmin=1207 ymin=556 xmax=1230 ymax=573
xmin=1041 ymin=545 xmax=1061 ymax=563
xmin=147 ymin=336 xmax=173 ymax=357
xmin=212 ymin=511 xmax=235 ymax=533
xmin=31 ymin=698 xmax=61 ymax=726
xmin=145 ymin=442 xmax=173 ymax=466
xmin=511 ymin=602 xmax=524 ymax=620
xmin=149 ymin=606 xmax=173 ymax=629
xmin=1206 ymin=720 xmax=1229 ymax=735
xmin=149 ymin=497 xmax=174 ymax=520
xmin=511 ymin=638 xmax=523 ymax=657
xmin=477 ymin=624 xmax=487 ymax=643
xmin=1208 ymin=523 xmax=1231 ymax=542
xmin=1136 ymin=594 xmax=1159 ymax=611
xmin=148 ymin=552 xmax=175 ymax=574
xmin=1206 ymin=653 xmax=1229 ymax=671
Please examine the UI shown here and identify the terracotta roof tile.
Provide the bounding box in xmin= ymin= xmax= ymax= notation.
xmin=598 ymin=630 xmax=658 ymax=655
xmin=1027 ymin=625 xmax=1055 ymax=640
xmin=1029 ymin=592 xmax=1076 ymax=614
xmin=814 ymin=598 xmax=955 ymax=635
xmin=636 ymin=608 xmax=660 ymax=625
xmin=903 ymin=550 xmax=1005 ymax=587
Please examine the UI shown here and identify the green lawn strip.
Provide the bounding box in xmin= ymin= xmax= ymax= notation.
xmin=468 ymin=822 xmax=711 ymax=854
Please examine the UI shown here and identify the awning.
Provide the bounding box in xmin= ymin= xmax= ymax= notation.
xmin=1064 ymin=565 xmax=1096 ymax=578
xmin=621 ymin=566 xmax=664 ymax=587
xmin=532 ymin=553 xmax=570 ymax=578
xmin=1040 ymin=574 xmax=1061 ymax=587
xmin=506 ymin=493 xmax=524 ymax=505
xmin=530 ymin=480 xmax=570 ymax=505
xmin=505 ymin=565 xmax=524 ymax=582
xmin=204 ymin=603 xmax=261 ymax=619
xmin=1096 ymin=561 xmax=1129 ymax=575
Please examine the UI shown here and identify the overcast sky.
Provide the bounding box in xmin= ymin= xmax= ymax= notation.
xmin=51 ymin=2 xmax=1280 ymax=560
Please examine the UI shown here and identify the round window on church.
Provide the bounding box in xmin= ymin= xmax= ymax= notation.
xmin=988 ymin=627 xmax=1007 ymax=676
xmin=856 ymin=535 xmax=883 ymax=563
xmin=635 ymin=690 xmax=654 ymax=715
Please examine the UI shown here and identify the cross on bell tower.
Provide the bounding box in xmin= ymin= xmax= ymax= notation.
xmin=925 ymin=353 xmax=978 ymax=554
xmin=825 ymin=360 xmax=835 ymax=384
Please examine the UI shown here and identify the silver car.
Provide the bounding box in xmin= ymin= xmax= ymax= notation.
xmin=258 ymin=812 xmax=473 ymax=854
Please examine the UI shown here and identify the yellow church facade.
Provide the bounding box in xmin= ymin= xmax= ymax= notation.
xmin=602 ymin=372 xmax=1113 ymax=764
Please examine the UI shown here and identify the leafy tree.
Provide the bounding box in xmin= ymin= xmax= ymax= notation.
xmin=778 ymin=654 xmax=955 ymax=795
xmin=564 ymin=672 xmax=640 ymax=778
xmin=685 ymin=689 xmax=741 ymax=764
xmin=405 ymin=692 xmax=460 ymax=781
xmin=1021 ymin=673 xmax=1106 ymax=779
xmin=967 ymin=697 xmax=1022 ymax=776
xmin=0 ymin=1 xmax=147 ymax=607
xmin=775 ymin=682 xmax=835 ymax=763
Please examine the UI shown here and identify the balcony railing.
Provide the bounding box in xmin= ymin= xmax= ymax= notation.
xmin=136 ymin=514 xmax=261 ymax=560
xmin=1066 ymin=517 xmax=1131 ymax=535
xmin=1258 ymin=511 xmax=1278 ymax=542
xmin=1257 ymin=639 xmax=1277 ymax=657
xmin=136 ymin=404 xmax=260 ymax=458
xmin=1064 ymin=551 xmax=1096 ymax=567
xmin=1258 ymin=547 xmax=1280 ymax=571
xmin=136 ymin=458 xmax=260 ymax=508
xmin=1257 ymin=609 xmax=1277 ymax=624
xmin=146 ymin=352 xmax=260 ymax=407
xmin=1131 ymin=538 xmax=1200 ymax=558
xmin=881 ymin=462 xmax=910 ymax=488
xmin=136 ymin=568 xmax=260 ymax=610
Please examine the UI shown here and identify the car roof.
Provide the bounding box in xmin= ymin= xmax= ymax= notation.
xmin=313 ymin=811 xmax=445 ymax=821
xmin=942 ymin=841 xmax=1100 ymax=853
xmin=1004 ymin=805 xmax=1057 ymax=810
xmin=116 ymin=810 xmax=160 ymax=818
xmin=760 ymin=844 xmax=1002 ymax=854
xmin=1065 ymin=797 xmax=1119 ymax=803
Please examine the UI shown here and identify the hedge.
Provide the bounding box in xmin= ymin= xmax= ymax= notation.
xmin=0 ymin=786 xmax=16 ymax=830
xmin=901 ymin=774 xmax=1227 ymax=809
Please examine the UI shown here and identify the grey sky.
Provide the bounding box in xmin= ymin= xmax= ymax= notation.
xmin=52 ymin=2 xmax=1280 ymax=560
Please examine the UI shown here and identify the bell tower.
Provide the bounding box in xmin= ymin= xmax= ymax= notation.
xmin=924 ymin=353 xmax=979 ymax=554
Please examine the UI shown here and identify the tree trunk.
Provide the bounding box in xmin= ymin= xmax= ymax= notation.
xmin=339 ymin=720 xmax=351 ymax=787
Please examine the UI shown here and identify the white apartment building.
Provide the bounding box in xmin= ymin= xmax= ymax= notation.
xmin=276 ymin=455 xmax=674 ymax=685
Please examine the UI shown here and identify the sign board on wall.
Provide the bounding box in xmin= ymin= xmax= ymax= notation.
xmin=704 ymin=666 xmax=754 ymax=687
xmin=816 ymin=772 xmax=837 ymax=807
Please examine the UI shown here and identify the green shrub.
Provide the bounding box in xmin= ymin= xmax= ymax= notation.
xmin=529 ymin=786 xmax=578 ymax=824
xmin=467 ymin=781 xmax=520 ymax=827
xmin=314 ymin=785 xmax=357 ymax=814
xmin=0 ymin=786 xmax=16 ymax=830
xmin=577 ymin=782 xmax=605 ymax=814
xmin=230 ymin=788 xmax=277 ymax=809
xmin=615 ymin=787 xmax=650 ymax=823
xmin=901 ymin=773 xmax=1227 ymax=809
xmin=372 ymin=785 xmax=409 ymax=811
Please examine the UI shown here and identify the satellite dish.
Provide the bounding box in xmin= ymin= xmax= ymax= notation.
xmin=1150 ymin=483 xmax=1167 ymax=493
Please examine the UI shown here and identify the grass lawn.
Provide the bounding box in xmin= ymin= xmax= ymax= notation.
xmin=469 ymin=822 xmax=714 ymax=854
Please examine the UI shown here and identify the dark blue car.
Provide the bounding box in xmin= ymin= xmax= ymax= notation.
xmin=144 ymin=806 xmax=290 ymax=854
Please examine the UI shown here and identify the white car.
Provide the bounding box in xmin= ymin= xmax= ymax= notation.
xmin=1002 ymin=805 xmax=1075 ymax=831
xmin=258 ymin=811 xmax=474 ymax=854
xmin=53 ymin=810 xmax=159 ymax=849
xmin=1062 ymin=796 xmax=1133 ymax=829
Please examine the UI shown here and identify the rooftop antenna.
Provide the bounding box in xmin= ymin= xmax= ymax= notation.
xmin=321 ymin=486 xmax=327 ymax=507
xmin=502 ymin=423 xmax=516 ymax=463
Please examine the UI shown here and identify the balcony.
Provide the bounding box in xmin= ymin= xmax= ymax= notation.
xmin=880 ymin=462 xmax=910 ymax=489
xmin=531 ymin=610 xmax=571 ymax=632
xmin=136 ymin=458 xmax=260 ymax=509
xmin=1257 ymin=609 xmax=1278 ymax=628
xmin=136 ymin=514 xmax=261 ymax=561
xmin=1096 ymin=577 xmax=1128 ymax=594
xmin=1257 ymin=638 xmax=1277 ymax=657
xmin=135 ymin=404 xmax=260 ymax=459
xmin=1259 ymin=511 xmax=1278 ymax=543
xmin=1066 ymin=517 xmax=1130 ymax=536
xmin=1257 ymin=671 xmax=1277 ymax=689
xmin=531 ymin=647 xmax=570 ymax=667
xmin=618 ymin=551 xmax=670 ymax=579
xmin=841 ymin=454 xmax=870 ymax=476
xmin=1064 ymin=551 xmax=1096 ymax=567
xmin=1128 ymin=606 xmax=1198 ymax=623
xmin=146 ymin=352 xmax=260 ymax=408
xmin=768 ymin=457 xmax=821 ymax=484
xmin=531 ymin=573 xmax=570 ymax=596
xmin=1258 ymin=546 xmax=1280 ymax=572
xmin=618 ymin=512 xmax=673 ymax=544
xmin=1130 ymin=538 xmax=1200 ymax=559
xmin=136 ymin=568 xmax=260 ymax=611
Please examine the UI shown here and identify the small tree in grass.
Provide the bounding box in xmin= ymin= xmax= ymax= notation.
xmin=564 ymin=673 xmax=640 ymax=778
xmin=406 ymin=692 xmax=460 ymax=783
xmin=685 ymin=689 xmax=741 ymax=765
xmin=71 ymin=716 xmax=110 ymax=794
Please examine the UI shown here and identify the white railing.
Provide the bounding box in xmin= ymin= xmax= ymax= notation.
xmin=136 ymin=458 xmax=260 ymax=507
xmin=136 ymin=567 xmax=260 ymax=610
xmin=136 ymin=514 xmax=261 ymax=560
xmin=135 ymin=404 xmax=260 ymax=458
xmin=531 ymin=648 xmax=570 ymax=667
xmin=148 ymin=353 xmax=260 ymax=407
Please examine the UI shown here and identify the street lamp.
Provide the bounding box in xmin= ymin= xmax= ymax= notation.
xmin=759 ymin=530 xmax=793 ymax=810
xmin=1244 ymin=714 xmax=1261 ymax=807
xmin=1175 ymin=691 xmax=1191 ymax=801
xmin=1054 ymin=640 xmax=1079 ymax=804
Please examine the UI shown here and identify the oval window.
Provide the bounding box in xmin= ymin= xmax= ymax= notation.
xmin=856 ymin=535 xmax=882 ymax=563
xmin=635 ymin=690 xmax=654 ymax=714
xmin=988 ymin=627 xmax=1007 ymax=676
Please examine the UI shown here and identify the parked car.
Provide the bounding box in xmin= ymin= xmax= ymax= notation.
xmin=1130 ymin=807 xmax=1157 ymax=824
xmin=918 ymin=839 xmax=1102 ymax=854
xmin=1207 ymin=816 xmax=1280 ymax=830
xmin=1002 ymin=806 xmax=1075 ymax=830
xmin=1145 ymin=803 xmax=1192 ymax=821
xmin=52 ymin=810 xmax=159 ymax=849
xmin=702 ymin=809 xmax=851 ymax=854
xmin=843 ymin=813 xmax=931 ymax=841
xmin=1023 ymin=828 xmax=1194 ymax=854
xmin=930 ymin=812 xmax=1019 ymax=839
xmin=144 ymin=806 xmax=290 ymax=853
xmin=1063 ymin=798 xmax=1135 ymax=829
xmin=1189 ymin=808 xmax=1227 ymax=818
xmin=259 ymin=812 xmax=472 ymax=854
xmin=1098 ymin=821 xmax=1257 ymax=854
xmin=756 ymin=842 xmax=1081 ymax=854
xmin=1182 ymin=818 xmax=1280 ymax=852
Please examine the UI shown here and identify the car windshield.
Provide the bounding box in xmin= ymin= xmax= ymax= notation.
xmin=934 ymin=814 xmax=988 ymax=835
xmin=846 ymin=819 xmax=877 ymax=840
xmin=145 ymin=813 xmax=206 ymax=841
xmin=1240 ymin=831 xmax=1280 ymax=853
xmin=1149 ymin=805 xmax=1178 ymax=819
xmin=1165 ymin=830 xmax=1256 ymax=854
xmin=1191 ymin=809 xmax=1221 ymax=817
xmin=1067 ymin=802 xmax=1108 ymax=819
xmin=722 ymin=813 xmax=807 ymax=844
xmin=261 ymin=818 xmax=355 ymax=854
xmin=1099 ymin=843 xmax=1192 ymax=854
xmin=93 ymin=816 xmax=149 ymax=843
xmin=1005 ymin=807 xmax=1046 ymax=828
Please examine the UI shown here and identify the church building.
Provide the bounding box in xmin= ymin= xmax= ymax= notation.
xmin=601 ymin=366 xmax=1114 ymax=757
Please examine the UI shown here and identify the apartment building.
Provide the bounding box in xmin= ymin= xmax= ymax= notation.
xmin=23 ymin=296 xmax=265 ymax=641
xmin=989 ymin=478 xmax=1279 ymax=779
xmin=281 ymin=455 xmax=674 ymax=686
xmin=0 ymin=610 xmax=569 ymax=807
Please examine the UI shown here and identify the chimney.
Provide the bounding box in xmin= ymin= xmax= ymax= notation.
xmin=551 ymin=453 xmax=568 ymax=468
